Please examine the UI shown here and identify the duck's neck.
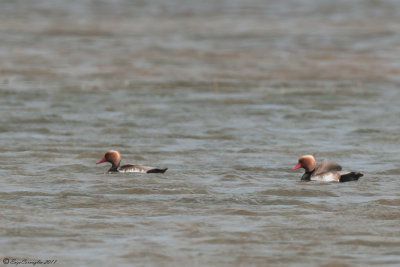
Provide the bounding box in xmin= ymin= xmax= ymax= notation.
xmin=301 ymin=169 xmax=315 ymax=181
xmin=108 ymin=161 xmax=121 ymax=172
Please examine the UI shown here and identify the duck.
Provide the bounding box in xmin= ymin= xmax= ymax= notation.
xmin=291 ymin=155 xmax=363 ymax=182
xmin=96 ymin=150 xmax=168 ymax=173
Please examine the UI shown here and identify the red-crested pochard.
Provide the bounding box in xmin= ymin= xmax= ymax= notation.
xmin=291 ymin=155 xmax=363 ymax=182
xmin=96 ymin=150 xmax=167 ymax=173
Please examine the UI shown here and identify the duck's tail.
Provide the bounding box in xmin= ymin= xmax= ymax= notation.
xmin=147 ymin=168 xmax=168 ymax=173
xmin=339 ymin=172 xmax=363 ymax=182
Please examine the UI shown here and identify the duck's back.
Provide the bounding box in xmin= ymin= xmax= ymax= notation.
xmin=119 ymin=164 xmax=167 ymax=173
xmin=312 ymin=159 xmax=362 ymax=182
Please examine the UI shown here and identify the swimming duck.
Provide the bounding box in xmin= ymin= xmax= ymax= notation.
xmin=291 ymin=155 xmax=363 ymax=182
xmin=96 ymin=150 xmax=168 ymax=173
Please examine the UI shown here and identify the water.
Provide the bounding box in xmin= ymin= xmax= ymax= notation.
xmin=1 ymin=0 xmax=400 ymax=266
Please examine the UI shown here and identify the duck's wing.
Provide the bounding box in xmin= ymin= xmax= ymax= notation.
xmin=314 ymin=159 xmax=342 ymax=176
xmin=119 ymin=164 xmax=149 ymax=173
xmin=119 ymin=164 xmax=167 ymax=173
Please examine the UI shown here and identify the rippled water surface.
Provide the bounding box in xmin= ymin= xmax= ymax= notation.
xmin=1 ymin=0 xmax=400 ymax=266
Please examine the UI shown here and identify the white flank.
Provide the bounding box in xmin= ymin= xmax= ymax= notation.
xmin=311 ymin=172 xmax=339 ymax=182
xmin=119 ymin=168 xmax=147 ymax=173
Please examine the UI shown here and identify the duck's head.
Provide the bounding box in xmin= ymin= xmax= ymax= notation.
xmin=291 ymin=155 xmax=316 ymax=172
xmin=96 ymin=150 xmax=121 ymax=167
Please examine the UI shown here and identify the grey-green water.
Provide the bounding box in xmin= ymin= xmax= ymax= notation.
xmin=1 ymin=0 xmax=400 ymax=266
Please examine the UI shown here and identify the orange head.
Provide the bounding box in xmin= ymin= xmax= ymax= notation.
xmin=291 ymin=155 xmax=316 ymax=172
xmin=96 ymin=150 xmax=121 ymax=168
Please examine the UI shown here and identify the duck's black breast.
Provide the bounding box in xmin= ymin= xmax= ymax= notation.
xmin=301 ymin=170 xmax=314 ymax=181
